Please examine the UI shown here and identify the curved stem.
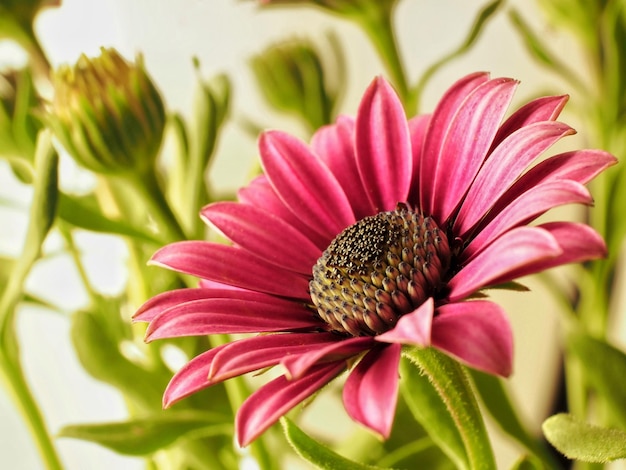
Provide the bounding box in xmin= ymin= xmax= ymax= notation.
xmin=0 ymin=353 xmax=63 ymax=470
xmin=208 ymin=334 xmax=275 ymax=470
xmin=0 ymin=131 xmax=62 ymax=470
xmin=403 ymin=347 xmax=495 ymax=470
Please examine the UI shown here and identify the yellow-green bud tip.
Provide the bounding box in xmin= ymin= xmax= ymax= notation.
xmin=49 ymin=47 xmax=166 ymax=175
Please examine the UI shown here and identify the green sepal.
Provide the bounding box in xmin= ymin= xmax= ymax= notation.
xmin=280 ymin=417 xmax=393 ymax=470
xmin=58 ymin=410 xmax=231 ymax=456
xmin=542 ymin=413 xmax=626 ymax=463
xmin=567 ymin=332 xmax=626 ymax=428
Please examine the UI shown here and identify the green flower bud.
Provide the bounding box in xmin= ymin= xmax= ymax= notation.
xmin=251 ymin=38 xmax=342 ymax=130
xmin=49 ymin=48 xmax=166 ymax=175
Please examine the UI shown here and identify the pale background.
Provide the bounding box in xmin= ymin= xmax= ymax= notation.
xmin=0 ymin=0 xmax=623 ymax=469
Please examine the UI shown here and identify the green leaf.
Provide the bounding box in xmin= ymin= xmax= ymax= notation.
xmin=567 ymin=332 xmax=626 ymax=428
xmin=57 ymin=192 xmax=161 ymax=244
xmin=469 ymin=370 xmax=558 ymax=468
xmin=400 ymin=355 xmax=468 ymax=470
xmin=509 ymin=455 xmax=542 ymax=470
xmin=280 ymin=417 xmax=391 ymax=470
xmin=70 ymin=308 xmax=168 ymax=412
xmin=58 ymin=410 xmax=231 ymax=456
xmin=542 ymin=413 xmax=626 ymax=463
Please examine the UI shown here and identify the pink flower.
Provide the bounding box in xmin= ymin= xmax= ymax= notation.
xmin=135 ymin=72 xmax=615 ymax=446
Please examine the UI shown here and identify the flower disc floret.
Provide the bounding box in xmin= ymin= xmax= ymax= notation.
xmin=310 ymin=203 xmax=451 ymax=336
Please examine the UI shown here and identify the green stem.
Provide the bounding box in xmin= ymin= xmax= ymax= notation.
xmin=403 ymin=347 xmax=496 ymax=470
xmin=356 ymin=5 xmax=411 ymax=110
xmin=126 ymin=169 xmax=187 ymax=243
xmin=0 ymin=353 xmax=63 ymax=470
xmin=0 ymin=132 xmax=62 ymax=470
xmin=208 ymin=334 xmax=275 ymax=470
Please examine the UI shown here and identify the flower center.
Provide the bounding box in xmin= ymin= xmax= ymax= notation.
xmin=310 ymin=203 xmax=451 ymax=337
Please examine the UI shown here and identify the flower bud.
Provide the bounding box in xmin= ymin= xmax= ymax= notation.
xmin=49 ymin=48 xmax=166 ymax=175
xmin=251 ymin=38 xmax=340 ymax=130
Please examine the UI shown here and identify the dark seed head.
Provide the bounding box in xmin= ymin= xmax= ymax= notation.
xmin=310 ymin=204 xmax=451 ymax=336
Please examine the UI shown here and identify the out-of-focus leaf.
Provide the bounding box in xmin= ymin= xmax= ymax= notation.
xmin=470 ymin=370 xmax=558 ymax=468
xmin=400 ymin=355 xmax=468 ymax=470
xmin=281 ymin=417 xmax=391 ymax=470
xmin=58 ymin=410 xmax=231 ymax=456
xmin=542 ymin=413 xmax=626 ymax=462
xmin=509 ymin=455 xmax=542 ymax=470
xmin=567 ymin=332 xmax=626 ymax=428
xmin=168 ymin=64 xmax=231 ymax=238
xmin=71 ymin=309 xmax=168 ymax=412
xmin=376 ymin=437 xmax=455 ymax=470
xmin=57 ymin=192 xmax=161 ymax=244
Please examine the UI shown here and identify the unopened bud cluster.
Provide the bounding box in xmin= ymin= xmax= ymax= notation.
xmin=49 ymin=48 xmax=165 ymax=175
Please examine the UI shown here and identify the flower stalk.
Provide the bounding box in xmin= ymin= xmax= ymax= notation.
xmin=403 ymin=347 xmax=496 ymax=470
xmin=0 ymin=131 xmax=62 ymax=470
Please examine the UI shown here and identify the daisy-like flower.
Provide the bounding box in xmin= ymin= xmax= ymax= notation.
xmin=135 ymin=72 xmax=615 ymax=446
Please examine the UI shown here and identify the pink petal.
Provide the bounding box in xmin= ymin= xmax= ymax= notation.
xmin=432 ymin=301 xmax=513 ymax=377
xmin=201 ymin=202 xmax=321 ymax=275
xmin=150 ymin=241 xmax=311 ymax=299
xmin=454 ymin=121 xmax=575 ymax=235
xmin=210 ymin=332 xmax=340 ymax=382
xmin=462 ymin=180 xmax=592 ymax=261
xmin=420 ymin=72 xmax=490 ymax=214
xmin=342 ymin=344 xmax=401 ymax=438
xmin=236 ymin=362 xmax=345 ymax=446
xmin=431 ymin=77 xmax=519 ymax=224
xmin=281 ymin=336 xmax=375 ymax=380
xmin=407 ymin=114 xmax=431 ymax=203
xmin=482 ymin=150 xmax=617 ymax=224
xmin=145 ymin=297 xmax=321 ymax=340
xmin=487 ymin=222 xmax=607 ymax=281
xmin=355 ymin=77 xmax=412 ymax=212
xmin=163 ymin=346 xmax=226 ymax=407
xmin=260 ymin=130 xmax=355 ymax=238
xmin=134 ymin=287 xmax=240 ymax=322
xmin=448 ymin=226 xmax=562 ymax=301
xmin=491 ymin=95 xmax=568 ymax=149
xmin=311 ymin=115 xmax=375 ymax=219
xmin=238 ymin=175 xmax=330 ymax=250
xmin=376 ymin=298 xmax=434 ymax=346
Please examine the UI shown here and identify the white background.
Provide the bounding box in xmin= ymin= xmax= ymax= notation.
xmin=1 ymin=1 xmax=623 ymax=469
